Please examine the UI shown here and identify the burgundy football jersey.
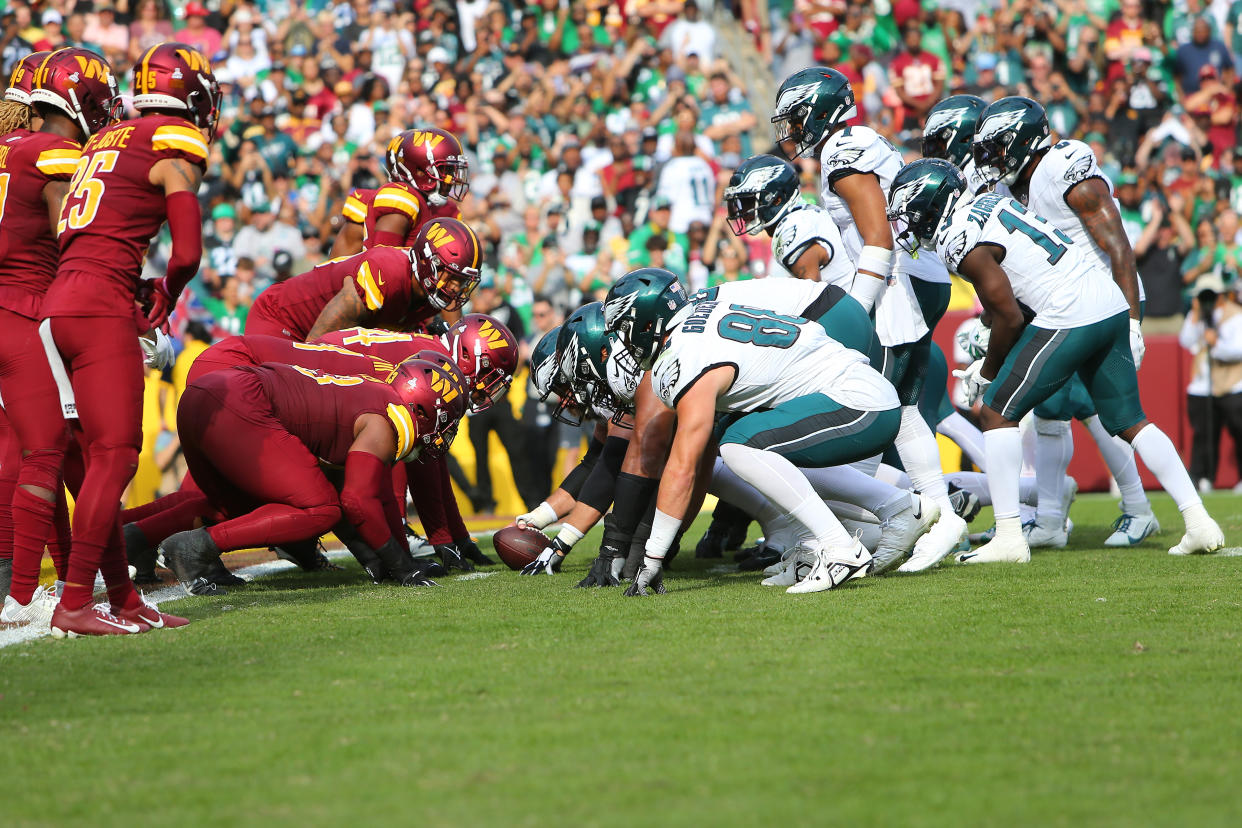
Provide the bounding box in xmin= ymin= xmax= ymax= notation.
xmin=45 ymin=114 xmax=209 ymax=318
xmin=341 ymin=183 xmax=459 ymax=248
xmin=246 ymin=362 xmax=417 ymax=464
xmin=314 ymin=327 xmax=449 ymax=366
xmin=249 ymin=246 xmax=436 ymax=341
xmin=0 ymin=129 xmax=80 ymax=319
xmin=187 ymin=334 xmax=404 ymax=385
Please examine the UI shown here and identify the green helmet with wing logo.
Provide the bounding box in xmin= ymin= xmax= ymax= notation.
xmin=724 ymin=154 xmax=802 ymax=236
xmin=886 ymin=158 xmax=969 ymax=254
xmin=530 ymin=326 xmax=566 ymax=402
xmin=556 ymin=302 xmax=640 ymax=425
xmin=602 ymin=267 xmax=688 ymax=370
xmin=771 ymin=66 xmax=857 ymax=159
xmin=972 ymin=96 xmax=1051 ymax=186
xmin=922 ymin=95 xmax=987 ymax=167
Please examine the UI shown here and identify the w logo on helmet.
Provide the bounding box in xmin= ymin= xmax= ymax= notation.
xmin=423 ymin=221 xmax=456 ymax=249
xmin=477 ymin=320 xmax=508 ymax=348
xmin=429 ymin=366 xmax=460 ymax=403
xmin=977 ymin=107 xmax=1026 ymax=141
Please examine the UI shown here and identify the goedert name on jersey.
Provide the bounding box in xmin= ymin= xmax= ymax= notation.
xmin=937 ymin=192 xmax=1128 ymax=328
xmin=654 ymin=299 xmax=892 ymax=413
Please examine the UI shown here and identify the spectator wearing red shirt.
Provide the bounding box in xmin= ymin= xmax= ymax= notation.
xmin=1104 ymin=0 xmax=1147 ymax=66
xmin=829 ymin=41 xmax=867 ymax=127
xmin=889 ymin=20 xmax=944 ymax=131
xmin=176 ymin=3 xmax=222 ymax=59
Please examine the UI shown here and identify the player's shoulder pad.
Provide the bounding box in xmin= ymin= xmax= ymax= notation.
xmin=341 ymin=188 xmax=371 ymax=223
xmin=372 ymin=181 xmax=424 ymax=220
xmin=148 ymin=115 xmax=210 ymax=167
xmin=936 ymin=197 xmax=988 ymax=273
xmin=354 ymin=246 xmax=414 ymax=310
xmin=773 ymin=204 xmax=832 ymax=266
xmin=649 ymin=347 xmax=684 ymax=408
xmin=819 ymin=125 xmax=887 ymax=174
xmin=32 ymin=135 xmax=82 ymax=179
xmin=1039 ymin=139 xmax=1103 ymax=190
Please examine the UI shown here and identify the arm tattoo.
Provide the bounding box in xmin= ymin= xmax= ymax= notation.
xmin=1068 ymin=179 xmax=1140 ymax=311
xmin=307 ymin=281 xmax=367 ymax=341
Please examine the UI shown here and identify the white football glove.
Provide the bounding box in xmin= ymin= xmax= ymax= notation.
xmin=1129 ymin=318 xmax=1145 ymax=369
xmin=956 ymin=319 xmax=991 ymax=362
xmin=519 ymin=544 xmax=564 ymax=576
xmin=515 ymin=501 xmax=557 ymax=530
xmin=140 ymin=329 xmax=175 ymax=371
xmin=953 ymin=358 xmax=992 ymax=406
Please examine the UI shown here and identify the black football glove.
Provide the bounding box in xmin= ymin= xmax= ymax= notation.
xmin=396 ymin=571 xmax=439 ymax=587
xmin=435 ymin=542 xmax=474 ymax=572
xmin=624 ymin=557 xmax=666 ymax=596
xmin=520 ymin=537 xmax=569 ymax=575
xmin=576 ymin=544 xmax=622 ymax=588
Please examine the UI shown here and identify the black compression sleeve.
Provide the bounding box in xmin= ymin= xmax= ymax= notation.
xmin=611 ymin=472 xmax=658 ymax=538
xmin=577 ymin=436 xmax=629 ymax=513
xmin=559 ymin=436 xmax=605 ymax=498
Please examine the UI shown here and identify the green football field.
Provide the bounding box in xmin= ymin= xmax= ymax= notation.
xmin=2 ymin=493 xmax=1241 ymax=827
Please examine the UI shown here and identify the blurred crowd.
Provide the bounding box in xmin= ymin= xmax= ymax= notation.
xmin=7 ymin=0 xmax=1242 ymax=501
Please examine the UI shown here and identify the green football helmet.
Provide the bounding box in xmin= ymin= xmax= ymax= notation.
xmin=886 ymin=158 xmax=969 ymax=254
xmin=972 ymin=96 xmax=1051 ymax=187
xmin=724 ymin=154 xmax=802 ymax=236
xmin=556 ymin=302 xmax=639 ymax=425
xmin=771 ymin=66 xmax=857 ymax=159
xmin=922 ymin=95 xmax=987 ymax=167
xmin=530 ymin=326 xmax=567 ymax=402
xmin=603 ymin=268 xmax=688 ymax=370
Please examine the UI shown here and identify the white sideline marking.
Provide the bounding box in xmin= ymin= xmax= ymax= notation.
xmin=0 ymin=549 xmax=354 ymax=650
xmin=456 ymin=571 xmax=498 ymax=581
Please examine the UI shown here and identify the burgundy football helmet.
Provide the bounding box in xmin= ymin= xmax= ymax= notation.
xmin=389 ymin=357 xmax=468 ymax=459
xmin=384 ymin=127 xmax=470 ymax=204
xmin=29 ymin=48 xmax=120 ymax=136
xmin=5 ymin=50 xmax=53 ymax=106
xmin=131 ymin=42 xmax=220 ymax=137
xmin=409 ymin=217 xmax=482 ymax=312
xmin=446 ymin=314 xmax=518 ymax=413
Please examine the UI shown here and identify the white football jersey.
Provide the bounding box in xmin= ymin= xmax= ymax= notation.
xmin=768 ymin=203 xmax=856 ymax=288
xmin=818 ymin=125 xmax=950 ymax=286
xmin=691 ymin=276 xmax=831 ymax=319
xmin=936 ymin=192 xmax=1129 ymax=329
xmin=650 ymin=298 xmax=897 ymax=413
xmin=1027 ymin=139 xmax=1144 ymax=300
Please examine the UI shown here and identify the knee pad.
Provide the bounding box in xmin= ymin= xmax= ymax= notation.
xmin=88 ymin=443 xmax=140 ymax=478
xmin=17 ymin=447 xmax=66 ymax=494
xmin=1034 ymin=416 xmax=1072 ymax=438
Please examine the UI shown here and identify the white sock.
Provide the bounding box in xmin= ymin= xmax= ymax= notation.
xmin=719 ymin=443 xmax=853 ymax=549
xmin=798 ymin=464 xmax=907 ymax=519
xmin=709 ymin=458 xmax=785 ymax=525
xmin=895 ymin=405 xmax=951 ymax=510
xmin=1130 ymin=424 xmax=1201 ymax=512
xmin=1083 ymin=415 xmax=1152 ymax=515
xmin=938 ymin=411 xmax=988 ymax=471
xmin=1019 ymin=475 xmax=1040 ymax=507
xmin=984 ymin=427 xmax=1023 ymax=521
xmin=994 ymin=515 xmax=1023 ymax=543
xmin=1033 ymin=417 xmax=1073 ymax=525
xmin=1019 ymin=413 xmax=1037 ymax=475
xmin=874 ymin=463 xmax=910 ymax=488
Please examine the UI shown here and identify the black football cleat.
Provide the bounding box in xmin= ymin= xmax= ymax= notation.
xmin=158 ymin=528 xmax=227 ymax=596
xmin=435 ymin=543 xmax=474 ymax=572
xmin=738 ymin=545 xmax=782 ymax=572
xmin=412 ymin=556 xmax=446 ymax=579
xmin=695 ymin=527 xmax=727 ymax=559
xmin=205 ymin=557 xmax=246 ymax=587
xmin=948 ymin=482 xmax=983 ymax=523
xmin=273 ymin=540 xmax=341 ymax=571
xmin=124 ymin=523 xmax=161 ymax=585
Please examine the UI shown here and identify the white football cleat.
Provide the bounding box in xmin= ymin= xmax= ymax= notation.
xmin=1104 ymin=512 xmax=1161 ymax=547
xmin=897 ymin=511 xmax=967 ymax=573
xmin=1 ymin=586 xmax=57 ymax=628
xmin=1168 ymin=507 xmax=1225 ymax=556
xmin=786 ymin=540 xmax=870 ymax=594
xmin=873 ymin=494 xmax=939 ymax=575
xmin=956 ymin=535 xmax=1031 ymax=564
xmin=761 ymin=547 xmax=815 ymax=587
xmin=1023 ymin=519 xmax=1068 ymax=549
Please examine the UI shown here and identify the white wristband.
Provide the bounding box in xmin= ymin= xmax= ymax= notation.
xmin=851 ymin=270 xmax=886 ymax=314
xmin=554 ymin=523 xmax=585 ymax=550
xmin=525 ymin=501 xmax=558 ymax=529
xmin=643 ymin=508 xmax=681 ymax=561
xmin=856 ymin=245 xmax=893 ymax=281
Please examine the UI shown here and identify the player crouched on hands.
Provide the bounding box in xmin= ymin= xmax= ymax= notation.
xmin=159 ymin=358 xmax=468 ymax=595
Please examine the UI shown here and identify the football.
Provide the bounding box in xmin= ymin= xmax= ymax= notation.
xmin=492 ymin=525 xmax=552 ymax=571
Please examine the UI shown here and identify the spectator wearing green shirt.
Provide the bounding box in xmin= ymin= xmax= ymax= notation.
xmin=628 ymin=195 xmax=689 ymax=279
xmin=207 ymin=273 xmax=251 ymax=339
xmin=700 ymin=70 xmax=758 ymax=157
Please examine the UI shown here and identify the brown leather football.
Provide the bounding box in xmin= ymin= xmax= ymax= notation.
xmin=492 ymin=525 xmax=552 ymax=571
